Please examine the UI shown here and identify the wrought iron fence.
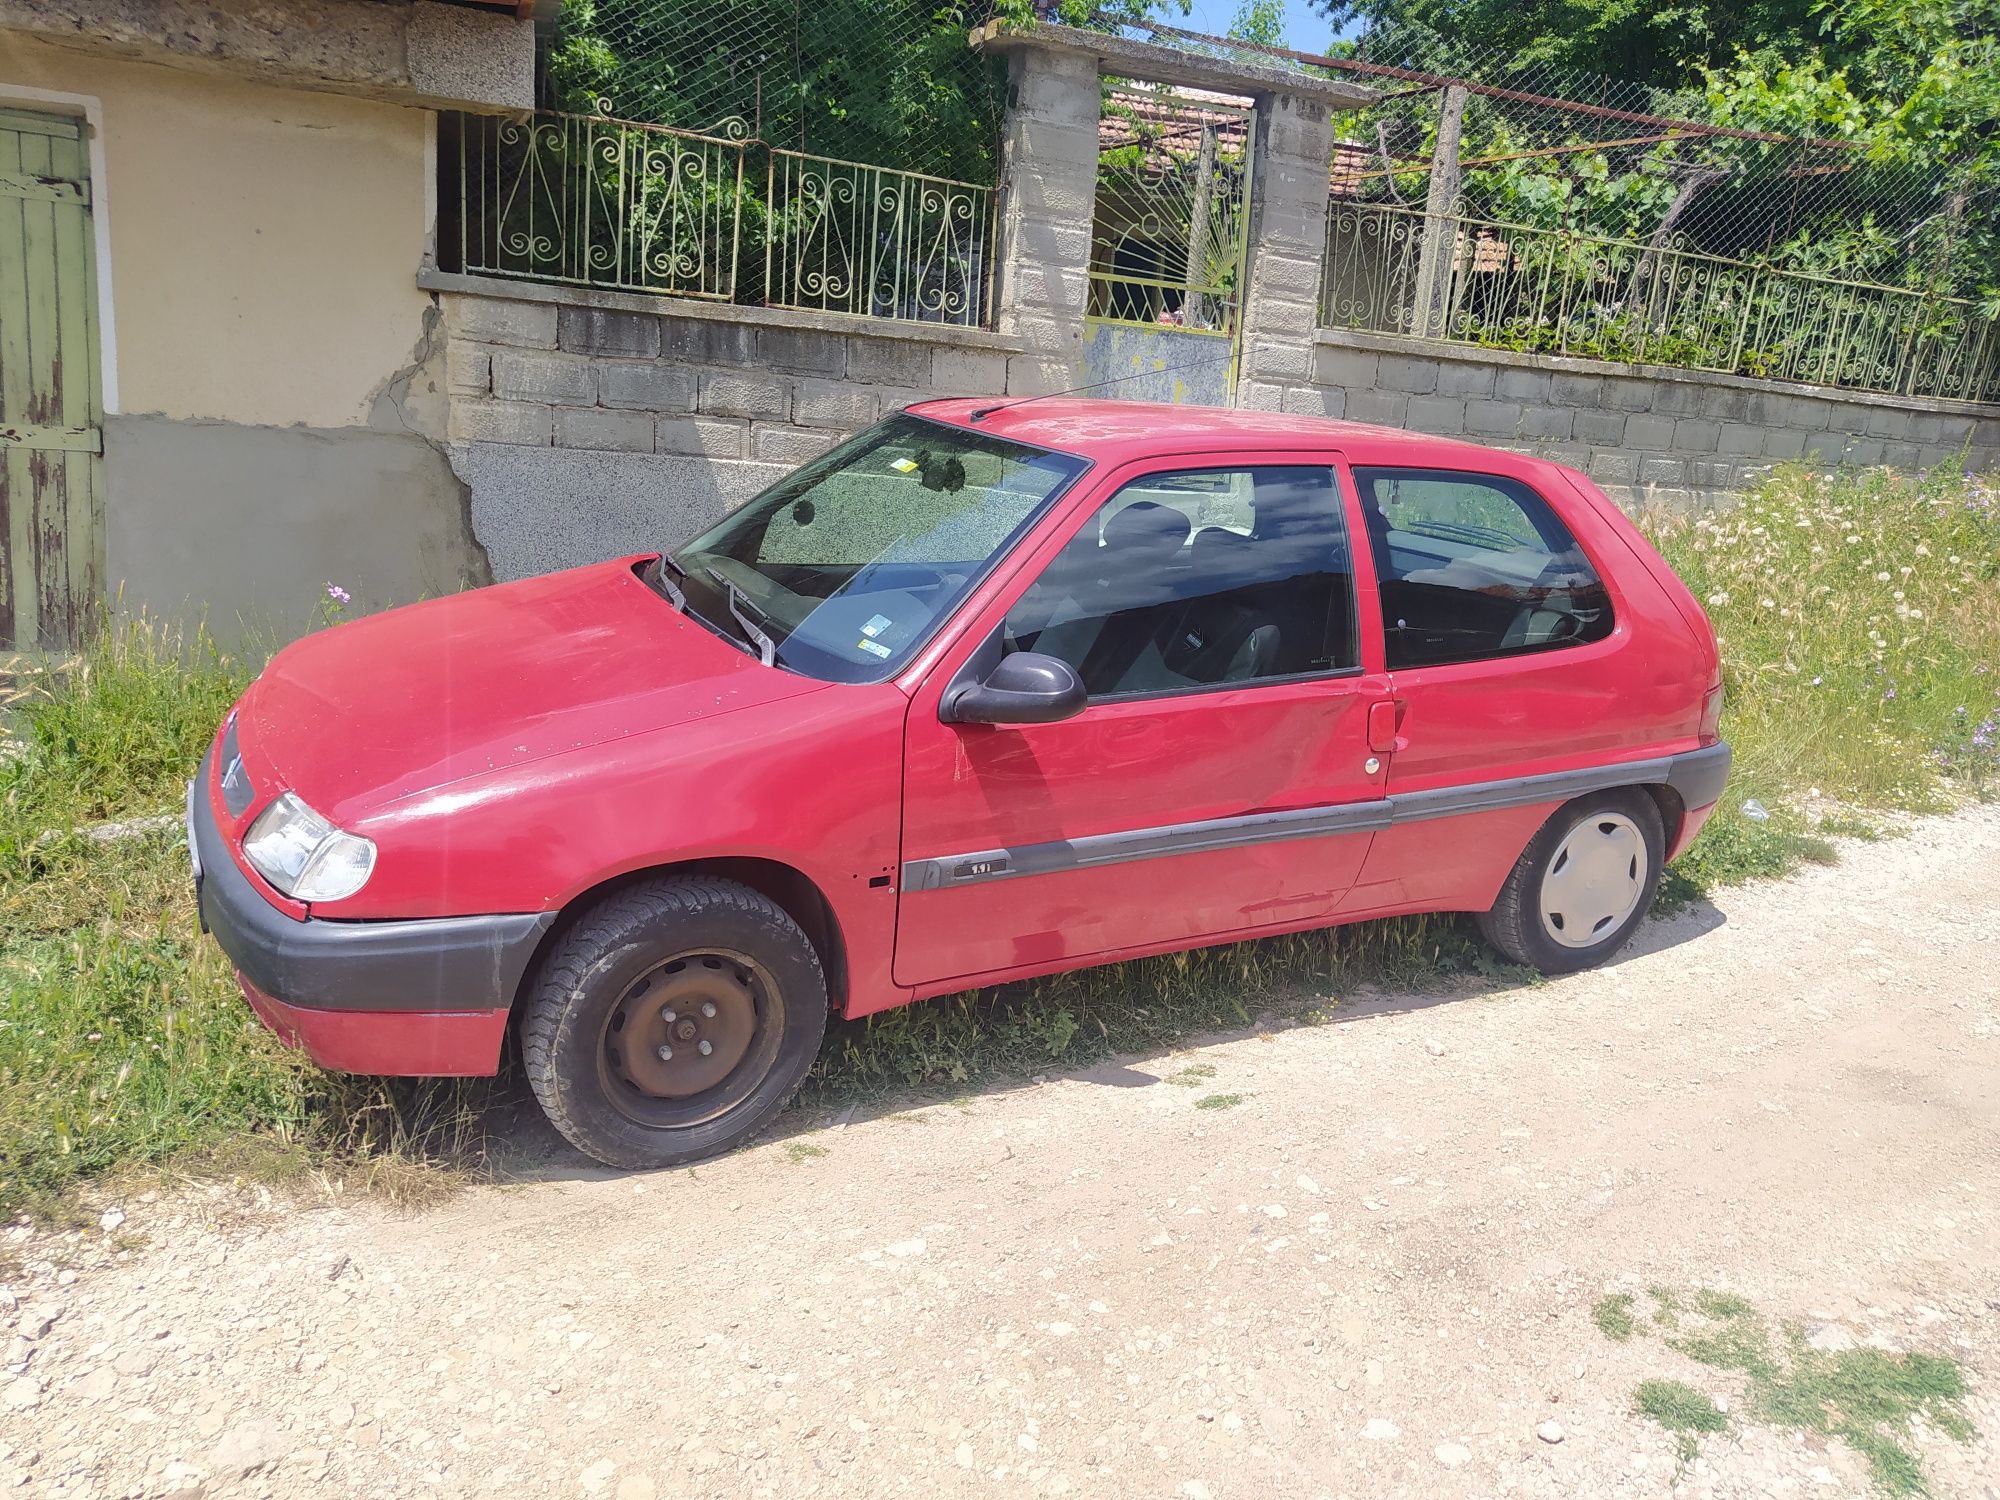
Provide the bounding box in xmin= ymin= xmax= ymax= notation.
xmin=446 ymin=106 xmax=750 ymax=299
xmin=1086 ymin=87 xmax=1255 ymax=338
xmin=766 ymin=152 xmax=993 ymax=326
xmin=1322 ymin=200 xmax=2000 ymax=404
xmin=439 ymin=107 xmax=998 ymax=328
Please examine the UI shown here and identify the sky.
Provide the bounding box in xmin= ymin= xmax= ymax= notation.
xmin=1175 ymin=0 xmax=1344 ymax=52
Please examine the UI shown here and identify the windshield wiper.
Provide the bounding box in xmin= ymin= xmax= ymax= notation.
xmin=648 ymin=554 xmax=686 ymax=610
xmin=702 ymin=565 xmax=779 ymax=668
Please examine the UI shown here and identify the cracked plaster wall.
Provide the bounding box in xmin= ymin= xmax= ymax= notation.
xmin=0 ymin=33 xmax=488 ymax=635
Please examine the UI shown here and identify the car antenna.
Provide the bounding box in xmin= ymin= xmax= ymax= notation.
xmin=967 ymin=353 xmax=1235 ymax=422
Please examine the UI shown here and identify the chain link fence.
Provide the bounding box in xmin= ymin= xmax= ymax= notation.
xmin=438 ymin=1 xmax=1014 ymax=325
xmin=1110 ymin=16 xmax=1999 ymax=401
xmin=543 ymin=0 xmax=1008 ymax=186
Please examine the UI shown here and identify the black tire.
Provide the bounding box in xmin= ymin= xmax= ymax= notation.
xmin=1478 ymin=788 xmax=1665 ymax=975
xmin=521 ymin=876 xmax=827 ymax=1169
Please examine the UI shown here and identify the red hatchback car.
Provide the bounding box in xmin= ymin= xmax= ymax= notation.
xmin=190 ymin=400 xmax=1727 ymax=1167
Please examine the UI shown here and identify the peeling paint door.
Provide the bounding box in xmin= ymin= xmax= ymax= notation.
xmin=0 ymin=107 xmax=103 ymax=650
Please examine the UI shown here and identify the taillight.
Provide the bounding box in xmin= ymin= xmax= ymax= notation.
xmin=1698 ymin=682 xmax=1724 ymax=744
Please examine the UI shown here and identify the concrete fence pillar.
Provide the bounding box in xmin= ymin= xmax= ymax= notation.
xmin=991 ymin=44 xmax=1102 ymax=396
xmin=1235 ymin=90 xmax=1337 ymax=412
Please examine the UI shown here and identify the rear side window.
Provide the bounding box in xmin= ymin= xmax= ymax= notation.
xmin=1353 ymin=467 xmax=1615 ymax=670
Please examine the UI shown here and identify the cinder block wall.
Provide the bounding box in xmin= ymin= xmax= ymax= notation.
xmin=1259 ymin=331 xmax=2000 ymax=509
xmin=428 ymin=277 xmax=1024 ymax=580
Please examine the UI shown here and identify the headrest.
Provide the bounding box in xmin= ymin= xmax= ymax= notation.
xmin=1103 ymin=500 xmax=1191 ymax=555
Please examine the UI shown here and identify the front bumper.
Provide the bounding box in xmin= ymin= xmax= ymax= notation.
xmin=240 ymin=978 xmax=511 ymax=1077
xmin=190 ymin=747 xmax=556 ymax=1075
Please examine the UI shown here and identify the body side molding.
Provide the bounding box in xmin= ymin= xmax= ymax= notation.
xmin=900 ymin=743 xmax=1730 ymax=892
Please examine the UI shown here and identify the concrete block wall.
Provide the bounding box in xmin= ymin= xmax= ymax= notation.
xmin=1235 ymin=92 xmax=1336 ymax=406
xmin=991 ymin=44 xmax=1100 ymax=396
xmin=426 ymin=276 xmax=1027 ymax=579
xmin=1284 ymin=332 xmax=2000 ymax=508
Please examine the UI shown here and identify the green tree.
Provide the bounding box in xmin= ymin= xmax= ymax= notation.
xmin=1229 ymin=0 xmax=1289 ymax=46
xmin=1316 ymin=0 xmax=1821 ymax=84
xmin=546 ymin=0 xmax=1015 ymax=181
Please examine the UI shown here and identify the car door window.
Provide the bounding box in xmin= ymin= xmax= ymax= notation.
xmin=1004 ymin=466 xmax=1358 ymax=699
xmin=1353 ymin=467 xmax=1614 ymax=670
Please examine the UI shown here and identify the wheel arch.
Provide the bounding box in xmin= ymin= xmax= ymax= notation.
xmin=513 ymin=857 xmax=849 ymax=1016
xmin=1639 ymin=781 xmax=1686 ymax=856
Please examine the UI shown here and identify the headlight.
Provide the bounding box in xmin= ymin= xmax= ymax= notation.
xmin=242 ymin=792 xmax=377 ymax=902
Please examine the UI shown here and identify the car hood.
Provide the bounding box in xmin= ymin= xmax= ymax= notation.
xmin=238 ymin=559 xmax=829 ymax=825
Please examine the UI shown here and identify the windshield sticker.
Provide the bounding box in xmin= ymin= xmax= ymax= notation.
xmin=861 ymin=613 xmax=893 ymax=638
xmin=889 ymin=457 xmax=920 ymax=473
xmin=856 ymin=637 xmax=893 ymax=659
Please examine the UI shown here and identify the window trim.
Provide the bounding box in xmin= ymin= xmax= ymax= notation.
xmin=671 ymin=413 xmax=1094 ymax=686
xmin=998 ymin=458 xmax=1367 ymax=708
xmin=1350 ymin=463 xmax=1617 ymax=673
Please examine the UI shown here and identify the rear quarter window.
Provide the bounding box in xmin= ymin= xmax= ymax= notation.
xmin=1353 ymin=467 xmax=1615 ymax=670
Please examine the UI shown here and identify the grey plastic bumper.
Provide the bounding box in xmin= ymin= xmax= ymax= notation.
xmin=189 ymin=748 xmax=555 ymax=1012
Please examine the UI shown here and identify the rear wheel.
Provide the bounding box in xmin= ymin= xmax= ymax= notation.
xmin=522 ymin=877 xmax=827 ymax=1169
xmin=1479 ymin=789 xmax=1664 ymax=975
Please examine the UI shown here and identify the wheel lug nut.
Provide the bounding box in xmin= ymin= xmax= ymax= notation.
xmin=657 ymin=1045 xmax=674 ymax=1062
xmin=661 ymin=1009 xmax=677 ymax=1024
xmin=701 ymin=1002 xmax=717 ymax=1018
xmin=697 ymin=1040 xmax=713 ymax=1057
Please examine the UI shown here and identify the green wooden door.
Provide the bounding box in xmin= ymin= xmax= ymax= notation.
xmin=0 ymin=107 xmax=103 ymax=650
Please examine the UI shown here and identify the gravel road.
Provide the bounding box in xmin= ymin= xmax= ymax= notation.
xmin=5 ymin=808 xmax=1999 ymax=1500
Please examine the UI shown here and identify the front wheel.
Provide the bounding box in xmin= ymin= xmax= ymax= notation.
xmin=1478 ymin=789 xmax=1664 ymax=975
xmin=521 ymin=877 xmax=828 ymax=1169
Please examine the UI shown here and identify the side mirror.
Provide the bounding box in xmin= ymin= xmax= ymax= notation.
xmin=942 ymin=651 xmax=1087 ymax=726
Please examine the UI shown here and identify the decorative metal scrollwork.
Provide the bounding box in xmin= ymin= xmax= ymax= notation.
xmin=448 ymin=109 xmax=995 ymax=328
xmin=1315 ymin=200 xmax=2000 ymax=402
xmin=452 ymin=107 xmax=752 ymax=300
xmin=766 ymin=151 xmax=993 ymax=327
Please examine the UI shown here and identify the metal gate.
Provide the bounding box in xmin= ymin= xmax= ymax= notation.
xmin=0 ymin=107 xmax=103 ymax=650
xmin=1082 ymin=83 xmax=1254 ymax=406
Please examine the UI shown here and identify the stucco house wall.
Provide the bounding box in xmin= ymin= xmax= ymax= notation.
xmin=0 ymin=2 xmax=530 ymax=636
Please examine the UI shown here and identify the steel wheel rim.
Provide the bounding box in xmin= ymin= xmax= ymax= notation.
xmin=1538 ymin=811 xmax=1646 ymax=950
xmin=598 ymin=948 xmax=784 ymax=1129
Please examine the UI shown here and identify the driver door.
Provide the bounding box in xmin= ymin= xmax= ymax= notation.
xmin=894 ymin=457 xmax=1392 ymax=990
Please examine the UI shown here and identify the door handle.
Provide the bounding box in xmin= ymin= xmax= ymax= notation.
xmin=1366 ymin=698 xmax=1403 ymax=755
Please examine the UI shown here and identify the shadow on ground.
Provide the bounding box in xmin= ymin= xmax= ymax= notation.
xmin=453 ymin=896 xmax=1730 ymax=1188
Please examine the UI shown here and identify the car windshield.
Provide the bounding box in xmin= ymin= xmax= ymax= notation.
xmin=670 ymin=414 xmax=1089 ymax=682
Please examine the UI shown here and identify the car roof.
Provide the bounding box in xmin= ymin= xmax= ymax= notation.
xmin=907 ymin=396 xmax=1550 ymax=476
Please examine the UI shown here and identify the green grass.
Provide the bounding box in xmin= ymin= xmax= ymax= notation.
xmin=1193 ymin=1092 xmax=1245 ymax=1111
xmin=1636 ymin=1377 xmax=1729 ymax=1432
xmin=2 ymin=466 xmax=1996 ymax=1214
xmin=1642 ymin=464 xmax=2000 ymax=898
xmin=1666 ymin=1288 xmax=1776 ymax=1377
xmin=0 ymin=622 xmax=491 ymax=1215
xmin=1593 ymin=1292 xmax=1638 ymax=1341
xmin=1599 ymin=1286 xmax=1976 ymax=1495
xmin=1635 ymin=1377 xmax=1728 ymax=1468
xmin=1648 ymin=1285 xmax=1684 ymax=1328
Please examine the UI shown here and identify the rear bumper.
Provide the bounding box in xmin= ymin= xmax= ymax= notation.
xmin=1664 ymin=740 xmax=1731 ymax=812
xmin=190 ymin=746 xmax=555 ymax=1075
xmin=1664 ymin=740 xmax=1731 ymax=860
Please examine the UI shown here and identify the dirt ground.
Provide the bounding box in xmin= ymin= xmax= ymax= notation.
xmin=4 ymin=806 xmax=1998 ymax=1500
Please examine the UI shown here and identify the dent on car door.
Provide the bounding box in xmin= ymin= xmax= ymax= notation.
xmin=895 ymin=459 xmax=1389 ymax=991
xmin=1344 ymin=465 xmax=1669 ymax=915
